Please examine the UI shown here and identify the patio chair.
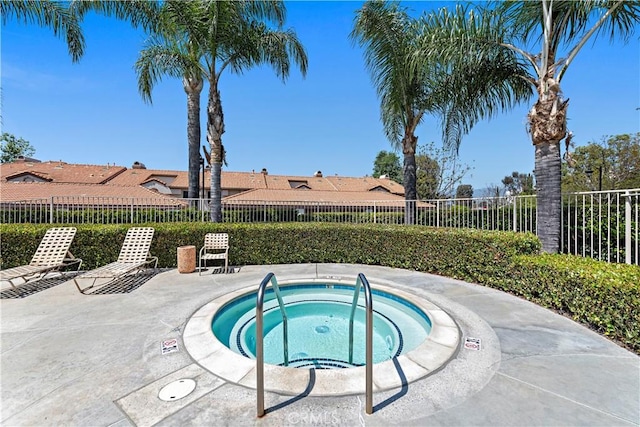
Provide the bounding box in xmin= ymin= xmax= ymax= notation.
xmin=73 ymin=227 xmax=158 ymax=294
xmin=199 ymin=233 xmax=229 ymax=275
xmin=0 ymin=227 xmax=82 ymax=290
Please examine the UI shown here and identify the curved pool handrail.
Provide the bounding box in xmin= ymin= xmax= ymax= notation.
xmin=256 ymin=273 xmax=373 ymax=417
xmin=349 ymin=273 xmax=373 ymax=414
xmin=256 ymin=272 xmax=289 ymax=417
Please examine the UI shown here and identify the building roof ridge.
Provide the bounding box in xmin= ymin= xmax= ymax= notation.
xmin=4 ymin=170 xmax=52 ymax=181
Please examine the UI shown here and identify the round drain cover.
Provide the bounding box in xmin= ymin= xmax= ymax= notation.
xmin=315 ymin=325 xmax=330 ymax=334
xmin=158 ymin=378 xmax=196 ymax=401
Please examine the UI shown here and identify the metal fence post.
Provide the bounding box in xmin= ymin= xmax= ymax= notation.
xmin=513 ymin=196 xmax=517 ymax=232
xmin=49 ymin=196 xmax=54 ymax=224
xmin=625 ymin=191 xmax=632 ymax=265
xmin=373 ymin=202 xmax=377 ymax=224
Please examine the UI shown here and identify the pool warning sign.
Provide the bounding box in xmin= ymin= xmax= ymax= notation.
xmin=161 ymin=338 xmax=179 ymax=355
xmin=464 ymin=337 xmax=481 ymax=351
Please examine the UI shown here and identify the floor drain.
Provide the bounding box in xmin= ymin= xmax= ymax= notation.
xmin=158 ymin=378 xmax=196 ymax=402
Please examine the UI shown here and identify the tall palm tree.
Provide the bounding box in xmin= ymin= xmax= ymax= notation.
xmin=352 ymin=1 xmax=532 ymax=224
xmin=135 ymin=1 xmax=205 ymax=200
xmin=1 ymin=0 xmax=84 ymax=61
xmin=190 ymin=1 xmax=308 ymax=222
xmin=489 ymin=0 xmax=640 ymax=252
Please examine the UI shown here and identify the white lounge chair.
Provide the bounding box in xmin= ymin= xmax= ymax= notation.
xmin=73 ymin=227 xmax=158 ymax=294
xmin=0 ymin=227 xmax=82 ymax=289
xmin=199 ymin=233 xmax=229 ymax=275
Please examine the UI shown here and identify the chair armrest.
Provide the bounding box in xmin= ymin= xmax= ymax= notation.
xmin=146 ymin=255 xmax=159 ymax=269
xmin=63 ymin=257 xmax=83 ymax=271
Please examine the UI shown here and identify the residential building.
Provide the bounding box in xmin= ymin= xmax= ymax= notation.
xmin=1 ymin=157 xmax=407 ymax=207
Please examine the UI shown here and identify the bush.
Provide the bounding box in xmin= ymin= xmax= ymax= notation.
xmin=501 ymin=254 xmax=640 ymax=353
xmin=0 ymin=221 xmax=538 ymax=271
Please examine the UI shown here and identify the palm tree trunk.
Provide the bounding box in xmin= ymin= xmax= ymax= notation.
xmin=529 ymin=77 xmax=568 ymax=253
xmin=185 ymin=79 xmax=202 ymax=200
xmin=402 ymin=133 xmax=418 ymax=225
xmin=534 ymin=142 xmax=562 ymax=253
xmin=207 ymin=78 xmax=224 ymax=222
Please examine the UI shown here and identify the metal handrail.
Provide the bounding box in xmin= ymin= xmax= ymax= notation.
xmin=256 ymin=272 xmax=289 ymax=417
xmin=256 ymin=273 xmax=373 ymax=417
xmin=348 ymin=273 xmax=374 ymax=414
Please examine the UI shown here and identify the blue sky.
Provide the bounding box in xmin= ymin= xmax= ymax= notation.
xmin=2 ymin=1 xmax=639 ymax=191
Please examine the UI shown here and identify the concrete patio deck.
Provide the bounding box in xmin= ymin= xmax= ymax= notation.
xmin=1 ymin=263 xmax=638 ymax=426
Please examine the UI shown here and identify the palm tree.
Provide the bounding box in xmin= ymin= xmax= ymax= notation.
xmin=135 ymin=1 xmax=205 ymax=200
xmin=352 ymin=1 xmax=532 ymax=224
xmin=1 ymin=0 xmax=84 ymax=61
xmin=190 ymin=1 xmax=308 ymax=222
xmin=489 ymin=0 xmax=640 ymax=253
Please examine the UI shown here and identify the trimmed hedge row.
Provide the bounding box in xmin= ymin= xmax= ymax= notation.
xmin=496 ymin=255 xmax=640 ymax=352
xmin=1 ymin=223 xmax=638 ymax=352
xmin=0 ymin=223 xmax=540 ymax=273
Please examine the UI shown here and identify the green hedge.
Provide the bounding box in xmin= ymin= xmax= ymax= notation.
xmin=497 ymin=254 xmax=640 ymax=352
xmin=0 ymin=222 xmax=539 ymax=272
xmin=1 ymin=222 xmax=638 ymax=353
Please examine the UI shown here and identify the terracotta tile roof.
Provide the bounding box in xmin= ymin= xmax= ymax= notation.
xmin=108 ymin=169 xmax=280 ymax=191
xmin=262 ymin=174 xmax=335 ymax=191
xmin=221 ymin=171 xmax=266 ymax=189
xmin=4 ymin=170 xmax=53 ymax=182
xmin=0 ymin=182 xmax=186 ymax=206
xmin=223 ymin=172 xmax=404 ymax=195
xmin=170 ymin=171 xmax=194 ymax=189
xmin=324 ymin=176 xmax=404 ymax=195
xmin=106 ymin=168 xmax=182 ymax=187
xmin=1 ymin=159 xmax=407 ymax=202
xmin=222 ymin=188 xmax=430 ymax=207
xmin=0 ymin=160 xmax=126 ymax=184
xmin=105 ymin=168 xmax=211 ymax=190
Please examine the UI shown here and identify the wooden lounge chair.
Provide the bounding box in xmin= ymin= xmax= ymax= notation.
xmin=199 ymin=233 xmax=229 ymax=275
xmin=0 ymin=227 xmax=82 ymax=289
xmin=73 ymin=227 xmax=158 ymax=294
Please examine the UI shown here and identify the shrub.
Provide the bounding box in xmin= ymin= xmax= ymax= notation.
xmin=502 ymin=254 xmax=640 ymax=352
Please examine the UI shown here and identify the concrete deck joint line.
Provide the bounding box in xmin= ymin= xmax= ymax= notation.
xmin=497 ymin=372 xmax=638 ymax=425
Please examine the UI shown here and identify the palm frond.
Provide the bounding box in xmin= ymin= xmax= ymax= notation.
xmin=352 ymin=1 xmax=424 ymax=146
xmin=69 ymin=0 xmax=160 ymax=32
xmin=135 ymin=43 xmax=201 ymax=104
xmin=493 ymin=0 xmax=640 ymax=81
xmin=1 ymin=0 xmax=85 ymax=61
xmin=237 ymin=0 xmax=286 ymax=27
xmin=133 ymin=0 xmax=209 ymax=104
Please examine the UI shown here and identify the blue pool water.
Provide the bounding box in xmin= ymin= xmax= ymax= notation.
xmin=212 ymin=284 xmax=432 ymax=369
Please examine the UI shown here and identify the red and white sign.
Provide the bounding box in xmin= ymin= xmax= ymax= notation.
xmin=161 ymin=338 xmax=179 ymax=354
xmin=464 ymin=337 xmax=481 ymax=351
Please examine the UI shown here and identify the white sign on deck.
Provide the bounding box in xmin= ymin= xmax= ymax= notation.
xmin=464 ymin=337 xmax=481 ymax=351
xmin=161 ymin=338 xmax=179 ymax=355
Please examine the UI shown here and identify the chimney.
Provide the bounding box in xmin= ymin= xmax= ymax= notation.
xmin=379 ymin=174 xmax=388 ymax=179
xmin=314 ymin=170 xmax=323 ymax=177
xmin=132 ymin=161 xmax=147 ymax=169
